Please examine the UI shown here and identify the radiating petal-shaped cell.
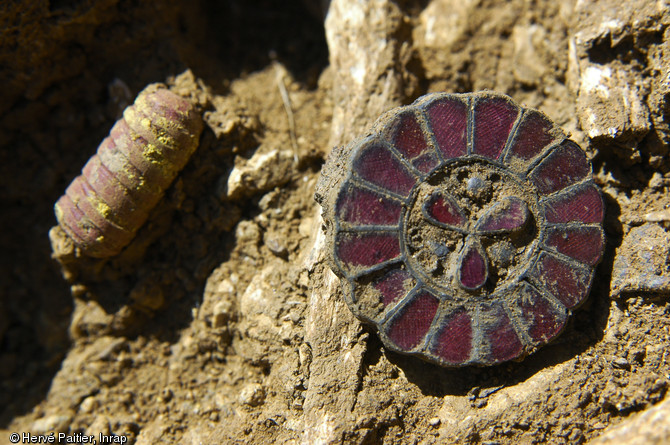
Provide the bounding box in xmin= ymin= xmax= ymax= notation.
xmin=373 ymin=268 xmax=414 ymax=307
xmin=411 ymin=152 xmax=440 ymax=173
xmin=352 ymin=141 xmax=417 ymax=197
xmin=385 ymin=111 xmax=441 ymax=173
xmin=472 ymin=95 xmax=519 ymax=160
xmin=544 ymin=183 xmax=604 ymax=224
xmin=480 ymin=302 xmax=523 ymax=364
xmin=529 ymin=140 xmax=590 ymax=195
xmin=422 ymin=191 xmax=466 ymax=228
xmin=336 ymin=182 xmax=403 ymax=226
xmin=319 ymin=91 xmax=605 ymax=367
xmin=544 ymin=226 xmax=604 ymax=266
xmin=507 ymin=282 xmax=567 ymax=345
xmin=388 ymin=111 xmax=429 ymax=159
xmin=351 ymin=266 xmax=416 ymax=324
xmin=430 ymin=308 xmax=473 ymax=365
xmin=476 ymin=196 xmax=529 ymax=234
xmin=505 ymin=109 xmax=561 ymax=167
xmin=424 ymin=96 xmax=468 ymax=160
xmin=528 ymin=252 xmax=593 ymax=309
xmin=384 ymin=290 xmax=440 ymax=351
xmin=335 ymin=231 xmax=401 ymax=273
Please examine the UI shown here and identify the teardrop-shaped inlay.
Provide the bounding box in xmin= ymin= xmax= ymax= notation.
xmin=422 ymin=191 xmax=466 ymax=229
xmin=458 ymin=238 xmax=488 ymax=290
xmin=476 ymin=197 xmax=529 ymax=234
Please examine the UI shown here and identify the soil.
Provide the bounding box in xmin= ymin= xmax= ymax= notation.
xmin=1 ymin=0 xmax=669 ymax=444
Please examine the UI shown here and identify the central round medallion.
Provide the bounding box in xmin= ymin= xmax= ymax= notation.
xmin=402 ymin=159 xmax=540 ymax=298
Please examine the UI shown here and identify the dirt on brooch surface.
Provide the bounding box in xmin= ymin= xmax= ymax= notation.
xmin=0 ymin=0 xmax=669 ymax=444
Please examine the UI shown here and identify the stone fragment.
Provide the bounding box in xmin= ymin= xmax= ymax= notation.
xmin=611 ymin=223 xmax=670 ymax=298
xmin=224 ymin=147 xmax=295 ymax=200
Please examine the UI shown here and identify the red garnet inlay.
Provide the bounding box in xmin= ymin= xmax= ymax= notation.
xmin=476 ymin=197 xmax=528 ymax=233
xmin=353 ymin=142 xmax=417 ymax=197
xmin=482 ymin=304 xmax=523 ymax=363
xmin=386 ymin=291 xmax=440 ymax=350
xmin=336 ymin=183 xmax=402 ymax=226
xmin=336 ymin=232 xmax=400 ymax=268
xmin=506 ymin=110 xmax=557 ymax=162
xmin=512 ymin=284 xmax=567 ymax=344
xmin=544 ymin=184 xmax=604 ymax=224
xmin=472 ymin=97 xmax=519 ymax=160
xmin=412 ymin=152 xmax=440 ymax=174
xmin=433 ymin=309 xmax=472 ymax=364
xmin=459 ymin=241 xmax=488 ymax=290
xmin=391 ymin=112 xmax=429 ymax=159
xmin=530 ymin=252 xmax=592 ymax=309
xmin=424 ymin=192 xmax=466 ymax=228
xmin=545 ymin=226 xmax=604 ymax=266
xmin=530 ymin=141 xmax=590 ymax=195
xmin=374 ymin=268 xmax=413 ymax=306
xmin=426 ymin=97 xmax=468 ymax=160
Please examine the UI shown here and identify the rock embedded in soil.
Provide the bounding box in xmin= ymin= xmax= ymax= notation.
xmin=31 ymin=412 xmax=74 ymax=435
xmin=591 ymin=396 xmax=670 ymax=445
xmin=238 ymin=383 xmax=266 ymax=407
xmin=224 ymin=147 xmax=296 ymax=200
xmin=611 ymin=223 xmax=670 ymax=298
xmin=568 ymin=0 xmax=668 ymax=162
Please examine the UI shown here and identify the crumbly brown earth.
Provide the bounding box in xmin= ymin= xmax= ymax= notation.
xmin=1 ymin=0 xmax=669 ymax=444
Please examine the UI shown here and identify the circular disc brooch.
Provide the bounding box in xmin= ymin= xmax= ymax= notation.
xmin=317 ymin=91 xmax=605 ymax=367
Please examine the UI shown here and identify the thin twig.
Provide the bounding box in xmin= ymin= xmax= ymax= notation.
xmin=274 ymin=62 xmax=299 ymax=164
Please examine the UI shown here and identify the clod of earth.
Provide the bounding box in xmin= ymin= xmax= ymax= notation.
xmin=317 ymin=91 xmax=605 ymax=367
xmin=54 ymin=85 xmax=203 ymax=258
xmin=611 ymin=223 xmax=670 ymax=298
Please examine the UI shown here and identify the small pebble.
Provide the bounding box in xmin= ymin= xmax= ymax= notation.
xmin=32 ymin=414 xmax=73 ymax=434
xmin=429 ymin=241 xmax=450 ymax=258
xmin=644 ymin=209 xmax=670 ymax=223
xmin=238 ymin=383 xmax=266 ymax=407
xmin=211 ymin=300 xmax=235 ymax=328
xmin=160 ymin=388 xmax=174 ymax=402
xmin=85 ymin=416 xmax=110 ymax=437
xmin=466 ymin=176 xmax=488 ymax=198
xmin=79 ymin=396 xmax=99 ymax=414
xmin=429 ymin=417 xmax=441 ymax=427
xmin=648 ymin=172 xmax=664 ymax=189
xmin=266 ymin=237 xmax=288 ymax=258
xmin=612 ymin=357 xmax=631 ymax=370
